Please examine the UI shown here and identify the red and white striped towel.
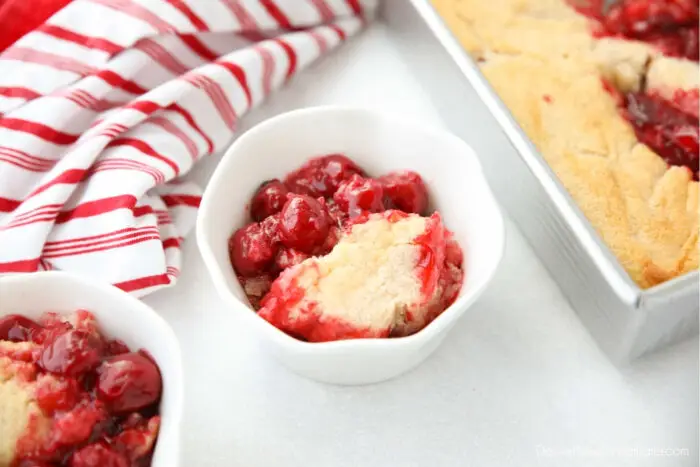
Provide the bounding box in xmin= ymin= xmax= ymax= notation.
xmin=0 ymin=0 xmax=377 ymax=296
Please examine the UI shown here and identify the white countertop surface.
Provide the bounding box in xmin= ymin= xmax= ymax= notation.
xmin=144 ymin=24 xmax=699 ymax=467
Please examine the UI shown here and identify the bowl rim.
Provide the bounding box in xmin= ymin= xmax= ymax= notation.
xmin=0 ymin=270 xmax=184 ymax=464
xmin=197 ymin=105 xmax=506 ymax=353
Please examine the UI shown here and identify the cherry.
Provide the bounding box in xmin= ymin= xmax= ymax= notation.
xmin=0 ymin=314 xmax=41 ymax=342
xmin=38 ymin=329 xmax=102 ymax=376
xmin=284 ymin=154 xmax=364 ymax=198
xmin=33 ymin=312 xmax=73 ymax=345
xmin=228 ymin=222 xmax=276 ymax=276
xmin=622 ymin=91 xmax=699 ymax=178
xmin=379 ymin=170 xmax=429 ymax=214
xmin=36 ymin=374 xmax=81 ymax=414
xmin=275 ymin=247 xmax=310 ymax=271
xmin=53 ymin=400 xmax=108 ymax=447
xmin=316 ymin=154 xmax=365 ymax=195
xmin=31 ymin=321 xmax=72 ymax=346
xmin=260 ymin=212 xmax=282 ymax=244
xmin=114 ymin=415 xmax=160 ymax=461
xmin=279 ymin=194 xmax=330 ymax=252
xmin=105 ymin=339 xmax=131 ymax=356
xmin=333 ymin=174 xmax=384 ymax=218
xmin=69 ymin=442 xmax=129 ymax=467
xmin=250 ymin=179 xmax=288 ymax=222
xmin=96 ymin=351 xmax=162 ymax=414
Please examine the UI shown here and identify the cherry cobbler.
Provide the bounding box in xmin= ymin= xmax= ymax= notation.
xmin=431 ymin=0 xmax=698 ymax=288
xmin=228 ymin=155 xmax=464 ymax=342
xmin=0 ymin=311 xmax=162 ymax=467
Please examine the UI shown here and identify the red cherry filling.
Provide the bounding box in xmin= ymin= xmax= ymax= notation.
xmin=231 ymin=154 xmax=464 ymax=320
xmin=69 ymin=442 xmax=129 ymax=467
xmin=379 ymin=170 xmax=429 ymax=214
xmin=326 ymin=200 xmax=348 ymax=226
xmin=260 ymin=212 xmax=282 ymax=243
xmin=229 ymin=222 xmax=277 ymax=276
xmin=669 ymin=88 xmax=700 ymax=119
xmin=5 ymin=310 xmax=163 ymax=466
xmin=36 ymin=375 xmax=81 ymax=414
xmin=621 ymin=90 xmax=699 ymax=178
xmin=113 ymin=415 xmax=160 ymax=461
xmin=31 ymin=313 xmax=73 ymax=346
xmin=284 ymin=154 xmax=364 ymax=198
xmin=250 ymin=179 xmax=288 ymax=222
xmin=105 ymin=339 xmax=131 ymax=357
xmin=97 ymin=351 xmax=162 ymax=414
xmin=333 ymin=174 xmax=385 ymax=218
xmin=52 ymin=399 xmax=109 ymax=447
xmin=0 ymin=314 xmax=40 ymax=342
xmin=604 ymin=0 xmax=698 ymax=36
xmin=279 ymin=194 xmax=330 ymax=253
xmin=38 ymin=329 xmax=102 ymax=377
xmin=573 ymin=0 xmax=699 ymax=61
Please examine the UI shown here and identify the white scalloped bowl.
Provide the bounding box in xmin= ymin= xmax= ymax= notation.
xmin=0 ymin=272 xmax=183 ymax=466
xmin=197 ymin=106 xmax=505 ymax=385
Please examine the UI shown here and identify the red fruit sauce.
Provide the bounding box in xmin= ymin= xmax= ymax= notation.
xmin=1 ymin=311 xmax=162 ymax=466
xmin=229 ymin=154 xmax=464 ymax=342
xmin=572 ymin=0 xmax=699 ymax=61
xmin=412 ymin=213 xmax=448 ymax=297
xmin=618 ymin=87 xmax=699 ymax=179
xmin=229 ymin=155 xmax=435 ymax=309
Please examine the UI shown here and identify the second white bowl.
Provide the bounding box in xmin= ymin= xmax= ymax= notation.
xmin=197 ymin=106 xmax=505 ymax=385
xmin=0 ymin=272 xmax=183 ymax=466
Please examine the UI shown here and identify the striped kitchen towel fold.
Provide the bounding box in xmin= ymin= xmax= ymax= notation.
xmin=0 ymin=0 xmax=377 ymax=296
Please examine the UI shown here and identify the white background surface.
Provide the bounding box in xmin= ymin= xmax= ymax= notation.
xmin=144 ymin=25 xmax=699 ymax=467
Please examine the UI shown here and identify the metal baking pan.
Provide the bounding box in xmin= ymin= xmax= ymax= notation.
xmin=381 ymin=0 xmax=699 ymax=363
